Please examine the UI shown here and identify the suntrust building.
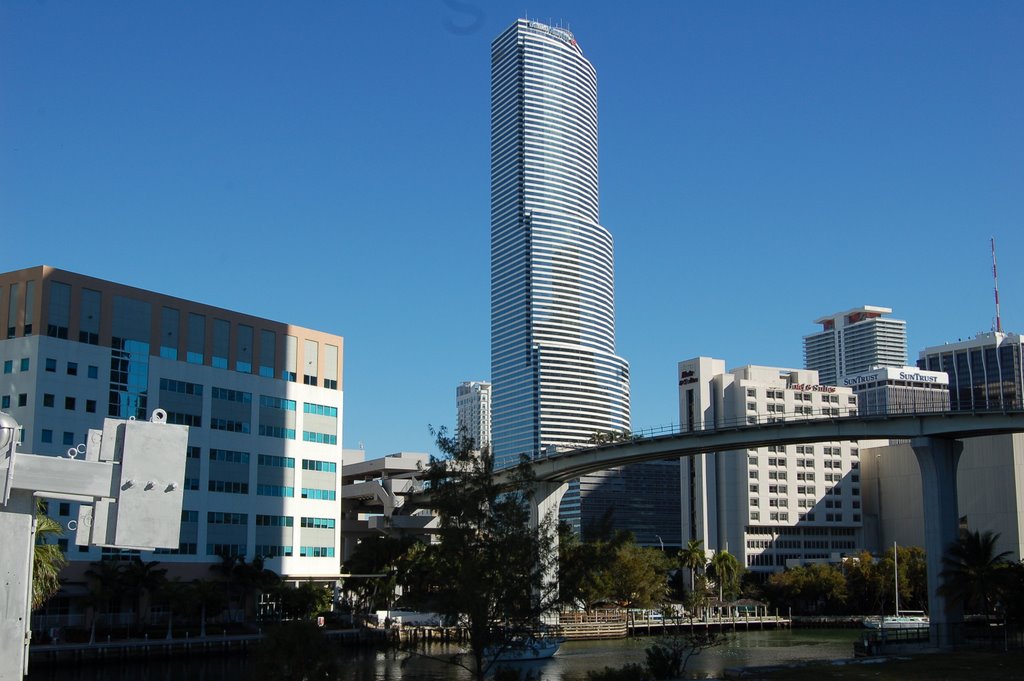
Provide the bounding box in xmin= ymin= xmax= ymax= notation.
xmin=840 ymin=367 xmax=950 ymax=415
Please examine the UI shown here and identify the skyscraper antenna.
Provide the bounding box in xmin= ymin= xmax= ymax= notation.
xmin=992 ymin=237 xmax=1002 ymax=333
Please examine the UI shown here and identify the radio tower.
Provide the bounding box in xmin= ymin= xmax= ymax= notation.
xmin=992 ymin=237 xmax=1002 ymax=333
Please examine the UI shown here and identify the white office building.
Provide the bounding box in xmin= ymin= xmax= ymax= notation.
xmin=456 ymin=381 xmax=491 ymax=451
xmin=804 ymin=306 xmax=907 ymax=386
xmin=679 ymin=357 xmax=868 ymax=573
xmin=840 ymin=366 xmax=950 ymax=415
xmin=1 ymin=266 xmax=344 ymax=580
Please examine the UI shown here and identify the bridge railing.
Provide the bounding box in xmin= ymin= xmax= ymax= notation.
xmin=540 ymin=402 xmax=1024 ymax=457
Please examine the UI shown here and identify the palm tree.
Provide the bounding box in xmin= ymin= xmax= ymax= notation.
xmin=84 ymin=560 xmax=125 ymax=642
xmin=679 ymin=539 xmax=707 ymax=593
xmin=121 ymin=557 xmax=167 ymax=629
xmin=189 ymin=579 xmax=227 ymax=637
xmin=157 ymin=578 xmax=190 ymax=640
xmin=708 ymin=549 xmax=741 ymax=602
xmin=233 ymin=556 xmax=280 ymax=622
xmin=940 ymin=529 xmax=1012 ymax=621
xmin=32 ymin=503 xmax=67 ymax=609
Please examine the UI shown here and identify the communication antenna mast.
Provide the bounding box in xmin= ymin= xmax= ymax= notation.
xmin=992 ymin=237 xmax=1002 ymax=333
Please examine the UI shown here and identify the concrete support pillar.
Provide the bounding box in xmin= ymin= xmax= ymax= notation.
xmin=911 ymin=437 xmax=964 ymax=648
xmin=530 ymin=481 xmax=567 ymax=622
xmin=1 ymin=489 xmax=37 ymax=680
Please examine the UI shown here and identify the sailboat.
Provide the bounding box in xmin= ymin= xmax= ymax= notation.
xmin=863 ymin=543 xmax=930 ymax=631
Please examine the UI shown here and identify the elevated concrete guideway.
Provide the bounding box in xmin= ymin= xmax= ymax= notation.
xmin=497 ymin=409 xmax=1024 ymax=485
xmin=490 ymin=408 xmax=1024 ymax=650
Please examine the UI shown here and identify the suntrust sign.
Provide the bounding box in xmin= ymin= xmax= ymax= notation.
xmin=841 ymin=367 xmax=948 ymax=387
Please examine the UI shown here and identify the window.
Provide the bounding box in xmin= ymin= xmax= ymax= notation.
xmin=299 ymin=546 xmax=335 ymax=558
xmin=62 ymin=432 xmax=74 ymax=446
xmin=302 ymin=459 xmax=337 ymax=473
xmin=257 ymin=484 xmax=294 ymax=497
xmin=45 ymin=358 xmax=57 ymax=372
xmin=88 ymin=365 xmax=99 ymax=379
xmin=210 ymin=449 xmax=250 ymax=464
xmin=303 ymin=402 xmax=337 ymax=417
xmin=260 ymin=395 xmax=295 ymax=410
xmin=160 ymin=378 xmax=203 ymax=396
xmin=18 ymin=393 xmax=27 ymax=407
xmin=300 ymin=488 xmax=336 ymax=501
xmin=300 ymin=517 xmax=335 ymax=529
xmin=1 ymin=396 xmax=9 ymax=409
xmin=258 ymin=454 xmax=295 ymax=468
xmin=20 ymin=358 xmax=30 ymax=371
xmin=41 ymin=429 xmax=53 ymax=443
xmin=65 ymin=396 xmax=76 ymax=410
xmin=43 ymin=394 xmax=54 ymax=407
xmin=208 ymin=480 xmax=249 ymax=494
xmin=66 ymin=362 xmax=78 ymax=376
xmin=3 ymin=360 xmax=11 ymax=374
xmin=86 ymin=399 xmax=97 ymax=413
xmin=302 ymin=431 xmax=337 ymax=445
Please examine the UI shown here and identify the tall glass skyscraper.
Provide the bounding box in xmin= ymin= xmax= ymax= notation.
xmin=490 ymin=20 xmax=630 ymax=471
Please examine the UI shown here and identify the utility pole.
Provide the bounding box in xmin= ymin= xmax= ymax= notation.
xmin=0 ymin=409 xmax=188 ymax=679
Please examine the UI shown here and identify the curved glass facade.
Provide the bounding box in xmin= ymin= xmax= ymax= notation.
xmin=491 ymin=19 xmax=630 ymax=470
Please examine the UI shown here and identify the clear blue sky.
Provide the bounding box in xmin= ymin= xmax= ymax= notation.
xmin=2 ymin=1 xmax=1021 ymax=457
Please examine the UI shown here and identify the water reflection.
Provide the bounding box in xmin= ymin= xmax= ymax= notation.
xmin=27 ymin=629 xmax=860 ymax=681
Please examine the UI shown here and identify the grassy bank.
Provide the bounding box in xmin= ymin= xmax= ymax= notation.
xmin=737 ymin=649 xmax=1024 ymax=680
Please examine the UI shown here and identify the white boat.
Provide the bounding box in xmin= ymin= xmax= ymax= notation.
xmin=863 ymin=612 xmax=929 ymax=630
xmin=485 ymin=634 xmax=563 ymax=661
xmin=863 ymin=543 xmax=930 ymax=631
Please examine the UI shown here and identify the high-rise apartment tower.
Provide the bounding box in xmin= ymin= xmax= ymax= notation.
xmin=490 ymin=19 xmax=630 ymax=470
xmin=803 ymin=306 xmax=907 ymax=386
xmin=456 ymin=380 xmax=491 ymax=451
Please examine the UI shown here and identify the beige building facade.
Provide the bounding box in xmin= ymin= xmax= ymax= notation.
xmin=1 ymin=265 xmax=344 ymax=580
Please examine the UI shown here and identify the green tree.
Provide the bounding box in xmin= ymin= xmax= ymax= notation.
xmin=765 ymin=563 xmax=847 ymax=615
xmin=32 ymin=503 xmax=67 ymax=610
xmin=342 ymin=534 xmax=417 ymax=612
xmin=275 ymin=581 xmax=332 ymax=620
xmin=557 ymin=524 xmax=631 ymax=612
xmin=645 ymin=631 xmax=727 ymax=680
xmin=940 ymin=529 xmax=1012 ymax=621
xmin=406 ymin=426 xmax=557 ymax=681
xmin=251 ymin=620 xmax=339 ymax=680
xmin=708 ymin=550 xmax=741 ymax=602
xmin=843 ymin=551 xmax=887 ymax=615
xmin=604 ymin=543 xmax=671 ymax=611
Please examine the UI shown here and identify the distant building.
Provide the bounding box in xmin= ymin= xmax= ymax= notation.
xmin=840 ymin=366 xmax=950 ymax=415
xmin=860 ymin=330 xmax=1024 ymax=561
xmin=804 ymin=306 xmax=907 ymax=386
xmin=917 ymin=332 xmax=1024 ymax=410
xmin=0 ymin=265 xmax=344 ymax=580
xmin=456 ymin=381 xmax=491 ymax=451
xmin=679 ymin=357 xmax=868 ymax=574
xmin=860 ymin=434 xmax=1024 ymax=562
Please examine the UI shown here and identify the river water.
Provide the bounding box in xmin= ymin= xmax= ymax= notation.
xmin=26 ymin=629 xmax=861 ymax=680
